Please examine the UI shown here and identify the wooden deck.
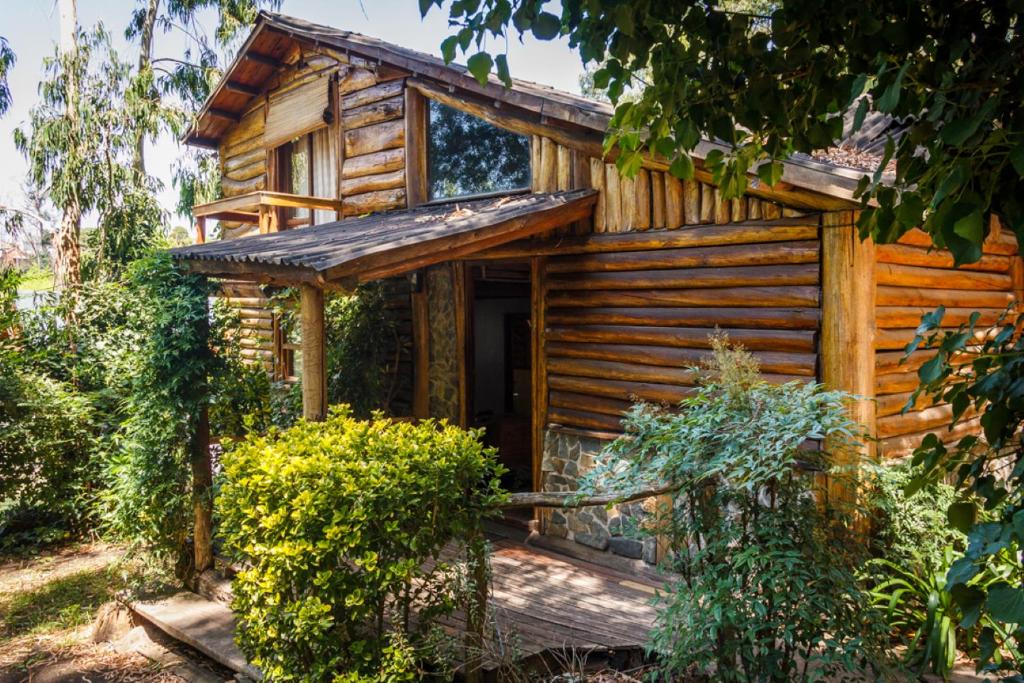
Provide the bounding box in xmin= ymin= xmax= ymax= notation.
xmin=457 ymin=536 xmax=660 ymax=672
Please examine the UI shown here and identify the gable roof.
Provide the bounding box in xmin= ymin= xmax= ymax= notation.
xmin=185 ymin=11 xmax=894 ymax=206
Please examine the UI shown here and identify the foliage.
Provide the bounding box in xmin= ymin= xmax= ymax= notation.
xmin=868 ymin=461 xmax=961 ymax=573
xmin=427 ymin=99 xmax=531 ymax=200
xmin=217 ymin=407 xmax=506 ymax=681
xmin=100 ymin=253 xmax=219 ymax=567
xmin=271 ymin=283 xmax=401 ymax=419
xmin=578 ymin=337 xmax=883 ymax=681
xmin=15 ymin=25 xmax=173 ymax=288
xmin=0 ymin=36 xmax=14 ymax=117
xmin=903 ymin=304 xmax=1024 ymax=677
xmin=424 ymin=0 xmax=1023 ymax=265
xmin=0 ymin=269 xmax=103 ymax=547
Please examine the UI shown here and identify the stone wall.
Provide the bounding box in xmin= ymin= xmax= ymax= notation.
xmin=426 ymin=265 xmax=460 ymax=422
xmin=540 ymin=427 xmax=658 ymax=565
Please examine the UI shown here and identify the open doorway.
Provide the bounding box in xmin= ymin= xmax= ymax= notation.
xmin=467 ymin=261 xmax=533 ymax=523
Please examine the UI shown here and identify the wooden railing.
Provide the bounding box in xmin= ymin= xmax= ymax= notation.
xmin=192 ymin=191 xmax=345 ymax=243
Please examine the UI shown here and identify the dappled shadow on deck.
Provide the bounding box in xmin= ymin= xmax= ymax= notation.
xmin=445 ymin=536 xmax=660 ymax=675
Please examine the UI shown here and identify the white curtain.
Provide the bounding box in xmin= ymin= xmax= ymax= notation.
xmin=312 ymin=127 xmax=339 ymax=224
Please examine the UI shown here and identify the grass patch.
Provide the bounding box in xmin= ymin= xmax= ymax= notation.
xmin=17 ymin=266 xmax=53 ymax=292
xmin=0 ymin=566 xmax=114 ymax=641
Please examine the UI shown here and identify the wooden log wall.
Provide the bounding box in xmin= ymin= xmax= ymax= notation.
xmin=218 ymin=281 xmax=275 ymax=372
xmin=540 ymin=217 xmax=822 ymax=432
xmin=874 ymin=226 xmax=1021 ymax=458
xmin=529 ymin=135 xmax=785 ymax=236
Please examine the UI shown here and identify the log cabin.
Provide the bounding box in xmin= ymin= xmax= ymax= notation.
xmin=170 ymin=11 xmax=1023 ymax=567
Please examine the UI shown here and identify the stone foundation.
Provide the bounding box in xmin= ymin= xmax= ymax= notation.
xmin=540 ymin=427 xmax=658 ymax=565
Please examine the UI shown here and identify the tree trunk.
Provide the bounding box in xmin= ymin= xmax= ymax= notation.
xmin=133 ymin=0 xmax=160 ymax=177
xmin=55 ymin=0 xmax=81 ymax=293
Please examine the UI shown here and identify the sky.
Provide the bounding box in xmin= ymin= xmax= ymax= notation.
xmin=0 ymin=0 xmax=587 ymax=231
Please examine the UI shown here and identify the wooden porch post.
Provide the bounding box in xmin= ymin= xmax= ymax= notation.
xmin=820 ymin=210 xmax=876 ymax=503
xmin=192 ymin=293 xmax=213 ymax=574
xmin=195 ymin=216 xmax=206 ymax=245
xmin=300 ymin=284 xmax=327 ymax=421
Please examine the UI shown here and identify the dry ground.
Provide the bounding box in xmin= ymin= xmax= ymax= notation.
xmin=0 ymin=543 xmax=219 ymax=682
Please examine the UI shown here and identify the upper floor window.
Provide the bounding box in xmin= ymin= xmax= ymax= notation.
xmin=277 ymin=134 xmax=314 ymax=227
xmin=427 ymin=100 xmax=530 ymax=201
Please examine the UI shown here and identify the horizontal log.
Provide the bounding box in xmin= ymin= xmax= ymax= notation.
xmin=477 ymin=220 xmax=820 ymax=259
xmin=545 ymin=325 xmax=816 ymax=353
xmin=344 ymin=119 xmax=405 ymax=158
xmin=875 ymin=349 xmax=929 ymax=375
xmin=233 ymin=307 xmax=273 ymax=320
xmin=878 ymin=403 xmax=960 ymax=439
xmin=500 ymin=483 xmax=676 ymax=509
xmin=876 ymin=263 xmax=1012 ymax=291
xmin=876 ymin=326 xmax=1002 ymax=351
xmin=549 ymin=390 xmax=633 ymax=417
xmin=876 ymin=368 xmax=924 ymax=396
xmin=224 ymin=159 xmax=266 ymax=182
xmin=876 ymin=306 xmax=1007 ymax=329
xmin=222 ymin=107 xmax=265 ymax=150
xmin=342 ymin=187 xmax=407 ymax=216
xmin=546 ymin=286 xmax=821 ymax=309
xmin=547 ymin=406 xmax=624 ymax=432
xmin=342 ymin=94 xmax=404 ymax=130
xmin=876 ymin=243 xmax=1011 ymax=273
xmin=546 ymin=240 xmax=820 ymax=274
xmin=547 ymin=357 xmax=804 ymax=387
xmin=546 ymin=341 xmax=817 ymax=376
xmin=878 ymin=416 xmax=982 ymax=459
xmin=340 ymin=168 xmax=405 ymax=196
xmin=337 ymin=66 xmax=378 ymax=95
xmin=221 ymin=174 xmax=266 ymax=196
xmin=342 ymin=79 xmax=404 ymax=110
xmin=223 ymin=147 xmax=266 ymax=173
xmin=876 ymin=391 xmax=934 ymax=418
xmin=342 ymin=147 xmax=405 ymax=180
xmin=547 ymin=374 xmax=694 ymax=405
xmin=221 ymin=296 xmax=268 ymax=307
xmin=546 ymin=264 xmax=819 ymax=291
xmin=876 ymin=285 xmax=1014 ymax=309
xmin=220 ymin=133 xmax=264 ymax=162
xmin=896 ymin=228 xmax=1019 ymax=256
xmin=547 ymin=306 xmax=821 ymax=330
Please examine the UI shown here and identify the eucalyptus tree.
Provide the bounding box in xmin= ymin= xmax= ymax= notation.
xmin=125 ymin=0 xmax=280 ymax=194
xmin=0 ymin=37 xmax=14 ymax=117
xmin=15 ymin=27 xmax=166 ymax=289
xmin=418 ymin=0 xmax=1024 ymax=672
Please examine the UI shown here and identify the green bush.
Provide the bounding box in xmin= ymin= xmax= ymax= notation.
xmin=579 ymin=336 xmax=885 ymax=682
xmin=0 ymin=368 xmax=99 ymax=545
xmin=217 ymin=408 xmax=506 ymax=682
xmin=100 ymin=254 xmax=220 ymax=566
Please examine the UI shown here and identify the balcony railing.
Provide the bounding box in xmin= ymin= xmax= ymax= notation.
xmin=192 ymin=191 xmax=345 ymax=243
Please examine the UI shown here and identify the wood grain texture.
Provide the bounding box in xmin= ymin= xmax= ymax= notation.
xmin=820 ymin=210 xmax=876 ymax=481
xmin=344 ymin=119 xmax=405 ymax=157
xmin=342 ymin=147 xmax=405 ymax=179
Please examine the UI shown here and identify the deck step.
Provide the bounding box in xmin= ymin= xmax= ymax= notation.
xmin=132 ymin=591 xmax=261 ymax=681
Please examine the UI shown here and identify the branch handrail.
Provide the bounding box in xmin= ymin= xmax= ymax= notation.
xmin=499 ymin=483 xmax=676 ymax=509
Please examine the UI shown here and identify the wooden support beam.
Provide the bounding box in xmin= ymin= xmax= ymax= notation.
xmin=300 ymin=285 xmax=327 ymax=421
xmin=820 ymin=210 xmax=876 ymax=502
xmin=195 ymin=216 xmax=206 ymax=245
xmin=192 ymin=296 xmax=213 ymax=574
xmin=412 ymin=276 xmax=430 ymax=419
xmin=208 ymin=107 xmax=241 ymax=123
xmin=404 ymin=87 xmax=429 ymax=207
xmin=244 ymin=51 xmax=283 ymax=68
xmin=531 ymin=256 xmax=548 ymax=528
xmin=225 ymin=80 xmax=261 ymax=97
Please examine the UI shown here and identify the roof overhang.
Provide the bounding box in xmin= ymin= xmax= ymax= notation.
xmin=169 ymin=190 xmax=597 ymax=289
xmin=184 ymin=11 xmax=877 ymax=208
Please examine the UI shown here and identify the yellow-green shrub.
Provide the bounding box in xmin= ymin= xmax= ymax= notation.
xmin=217 ymin=407 xmax=506 ymax=682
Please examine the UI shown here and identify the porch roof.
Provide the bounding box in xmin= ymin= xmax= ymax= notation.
xmin=169 ymin=189 xmax=597 ymax=289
